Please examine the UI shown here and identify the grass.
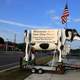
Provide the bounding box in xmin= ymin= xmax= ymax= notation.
xmin=0 ymin=68 xmax=31 ymax=80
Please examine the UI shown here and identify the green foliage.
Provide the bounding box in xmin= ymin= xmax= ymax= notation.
xmin=0 ymin=37 xmax=4 ymax=44
xmin=70 ymin=48 xmax=80 ymax=56
xmin=35 ymin=56 xmax=53 ymax=65
xmin=16 ymin=43 xmax=26 ymax=52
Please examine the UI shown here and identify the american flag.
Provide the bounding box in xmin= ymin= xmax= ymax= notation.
xmin=61 ymin=4 xmax=69 ymax=24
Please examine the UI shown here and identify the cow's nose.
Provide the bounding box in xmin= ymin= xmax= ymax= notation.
xmin=40 ymin=43 xmax=49 ymax=49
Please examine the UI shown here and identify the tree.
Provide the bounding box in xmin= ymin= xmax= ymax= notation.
xmin=0 ymin=37 xmax=4 ymax=44
xmin=16 ymin=43 xmax=26 ymax=52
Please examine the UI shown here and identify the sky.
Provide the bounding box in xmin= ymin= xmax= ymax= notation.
xmin=0 ymin=0 xmax=80 ymax=48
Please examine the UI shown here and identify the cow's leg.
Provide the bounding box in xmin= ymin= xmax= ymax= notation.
xmin=57 ymin=40 xmax=62 ymax=62
xmin=58 ymin=48 xmax=62 ymax=62
xmin=58 ymin=30 xmax=65 ymax=62
xmin=25 ymin=44 xmax=29 ymax=61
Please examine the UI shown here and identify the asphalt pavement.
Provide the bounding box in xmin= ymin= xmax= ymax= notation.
xmin=0 ymin=51 xmax=24 ymax=70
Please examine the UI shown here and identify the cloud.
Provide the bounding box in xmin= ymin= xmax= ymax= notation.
xmin=73 ymin=18 xmax=80 ymax=23
xmin=47 ymin=10 xmax=55 ymax=15
xmin=51 ymin=16 xmax=59 ymax=20
xmin=0 ymin=19 xmax=30 ymax=28
xmin=0 ymin=19 xmax=49 ymax=29
xmin=46 ymin=10 xmax=56 ymax=18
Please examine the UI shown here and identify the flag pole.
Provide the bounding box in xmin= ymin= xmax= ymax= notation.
xmin=60 ymin=0 xmax=69 ymax=62
xmin=65 ymin=0 xmax=68 ymax=29
xmin=65 ymin=20 xmax=68 ymax=29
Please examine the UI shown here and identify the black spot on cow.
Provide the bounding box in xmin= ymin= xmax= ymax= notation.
xmin=40 ymin=43 xmax=49 ymax=49
xmin=65 ymin=29 xmax=76 ymax=41
xmin=60 ymin=37 xmax=62 ymax=42
xmin=65 ymin=29 xmax=72 ymax=37
xmin=60 ymin=45 xmax=64 ymax=50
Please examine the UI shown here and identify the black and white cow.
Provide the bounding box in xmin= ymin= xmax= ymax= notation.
xmin=24 ymin=29 xmax=80 ymax=62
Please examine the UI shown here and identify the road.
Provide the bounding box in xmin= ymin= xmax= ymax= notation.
xmin=0 ymin=51 xmax=24 ymax=70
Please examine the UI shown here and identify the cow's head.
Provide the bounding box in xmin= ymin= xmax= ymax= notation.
xmin=65 ymin=29 xmax=80 ymax=41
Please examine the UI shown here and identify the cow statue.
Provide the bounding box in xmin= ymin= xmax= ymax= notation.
xmin=24 ymin=29 xmax=80 ymax=63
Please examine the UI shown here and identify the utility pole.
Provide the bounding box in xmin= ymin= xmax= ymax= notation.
xmin=14 ymin=33 xmax=16 ymax=51
xmin=14 ymin=33 xmax=16 ymax=44
xmin=6 ymin=38 xmax=8 ymax=53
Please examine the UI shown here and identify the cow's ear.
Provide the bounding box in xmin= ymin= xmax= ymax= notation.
xmin=72 ymin=29 xmax=79 ymax=36
xmin=73 ymin=29 xmax=80 ymax=37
